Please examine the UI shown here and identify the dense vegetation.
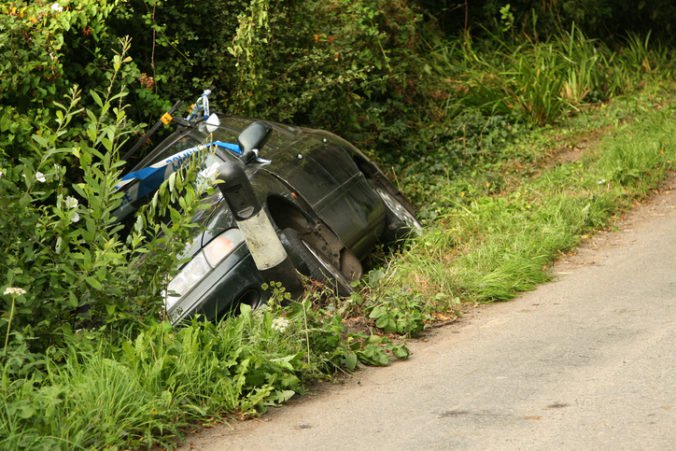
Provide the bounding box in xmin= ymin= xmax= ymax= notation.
xmin=1 ymin=0 xmax=674 ymax=448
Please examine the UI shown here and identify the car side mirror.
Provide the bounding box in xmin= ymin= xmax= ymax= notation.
xmin=238 ymin=121 xmax=272 ymax=164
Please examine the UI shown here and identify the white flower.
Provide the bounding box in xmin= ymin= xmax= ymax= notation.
xmin=0 ymin=169 xmax=4 ymax=178
xmin=65 ymin=196 xmax=78 ymax=209
xmin=3 ymin=287 xmax=26 ymax=296
xmin=35 ymin=171 xmax=46 ymax=183
xmin=271 ymin=317 xmax=290 ymax=333
xmin=71 ymin=212 xmax=80 ymax=223
xmin=51 ymin=3 xmax=64 ymax=12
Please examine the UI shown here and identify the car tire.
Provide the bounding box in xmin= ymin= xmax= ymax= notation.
xmin=280 ymin=228 xmax=353 ymax=296
xmin=234 ymin=288 xmax=268 ymax=311
xmin=368 ymin=177 xmax=422 ymax=244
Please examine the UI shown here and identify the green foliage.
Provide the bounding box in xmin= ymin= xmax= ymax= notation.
xmin=0 ymin=292 xmax=411 ymax=448
xmin=109 ymin=0 xmax=428 ymax=159
xmin=388 ymin=84 xmax=675 ymax=303
xmin=108 ymin=0 xmax=249 ymax=104
xmin=104 ymin=0 xmax=671 ymax=170
xmin=393 ymin=25 xmax=673 ymax=201
xmin=369 ymin=298 xmax=424 ymax=336
xmin=228 ymin=0 xmax=271 ymax=114
xmin=272 ymin=0 xmax=423 ymax=126
xmin=0 ymin=1 xmax=115 ymax=108
xmin=0 ymin=39 xmax=206 ymax=357
xmin=0 ymin=0 xmax=164 ymax=148
xmin=363 ymin=270 xmax=426 ymax=337
xmin=444 ymin=26 xmax=653 ymax=125
xmin=417 ymin=1 xmax=676 ymax=45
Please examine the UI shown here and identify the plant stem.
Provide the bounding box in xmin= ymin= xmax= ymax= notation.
xmin=302 ymin=300 xmax=311 ymax=366
xmin=3 ymin=297 xmax=16 ymax=358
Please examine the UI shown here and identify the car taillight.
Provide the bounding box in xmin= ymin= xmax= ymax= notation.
xmin=203 ymin=228 xmax=244 ymax=267
xmin=165 ymin=228 xmax=244 ymax=311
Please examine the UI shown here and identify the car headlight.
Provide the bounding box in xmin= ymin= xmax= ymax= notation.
xmin=165 ymin=228 xmax=245 ymax=311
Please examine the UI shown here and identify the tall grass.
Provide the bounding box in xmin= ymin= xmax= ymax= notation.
xmin=0 ymin=293 xmax=412 ymax=449
xmin=507 ymin=41 xmax=568 ymax=123
xmin=0 ymin=304 xmax=320 ymax=448
xmin=426 ymin=26 xmax=671 ymax=126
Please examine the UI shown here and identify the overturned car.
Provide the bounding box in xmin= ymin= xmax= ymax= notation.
xmin=117 ymin=100 xmax=421 ymax=323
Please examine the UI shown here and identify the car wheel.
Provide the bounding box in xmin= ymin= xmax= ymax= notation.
xmin=280 ymin=228 xmax=353 ymax=296
xmin=235 ymin=288 xmax=267 ymax=310
xmin=369 ymin=179 xmax=422 ymax=244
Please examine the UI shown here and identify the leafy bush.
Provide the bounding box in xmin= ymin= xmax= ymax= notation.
xmin=109 ymin=0 xmax=429 ymax=159
xmin=0 ymin=39 xmax=206 ymax=357
xmin=0 ymin=1 xmax=166 ymax=154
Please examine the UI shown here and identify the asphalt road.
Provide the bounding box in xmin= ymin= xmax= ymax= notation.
xmin=184 ymin=179 xmax=676 ymax=450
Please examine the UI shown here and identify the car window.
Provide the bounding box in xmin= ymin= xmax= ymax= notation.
xmin=133 ymin=133 xmax=201 ymax=170
xmin=201 ymin=203 xmax=236 ymax=247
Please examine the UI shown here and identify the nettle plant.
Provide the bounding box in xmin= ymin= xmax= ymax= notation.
xmin=0 ymin=40 xmax=203 ymax=357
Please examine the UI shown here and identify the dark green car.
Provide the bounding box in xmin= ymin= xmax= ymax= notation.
xmin=119 ymin=115 xmax=421 ymax=323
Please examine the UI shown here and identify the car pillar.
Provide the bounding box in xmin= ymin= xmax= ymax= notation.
xmin=216 ymin=162 xmax=303 ymax=297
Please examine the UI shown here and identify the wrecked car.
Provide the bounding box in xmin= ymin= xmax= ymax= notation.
xmin=117 ymin=95 xmax=421 ymax=323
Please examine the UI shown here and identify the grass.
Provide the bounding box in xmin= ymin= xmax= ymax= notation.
xmin=384 ymin=81 xmax=674 ymax=307
xmin=392 ymin=27 xmax=673 ymax=220
xmin=0 ymin=293 xmax=410 ymax=449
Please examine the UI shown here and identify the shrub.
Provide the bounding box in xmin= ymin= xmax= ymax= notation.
xmin=0 ymin=39 xmax=205 ymax=357
xmin=110 ymin=0 xmax=429 ymax=158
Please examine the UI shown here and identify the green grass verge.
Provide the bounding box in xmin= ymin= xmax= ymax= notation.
xmin=385 ymin=82 xmax=674 ymax=307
